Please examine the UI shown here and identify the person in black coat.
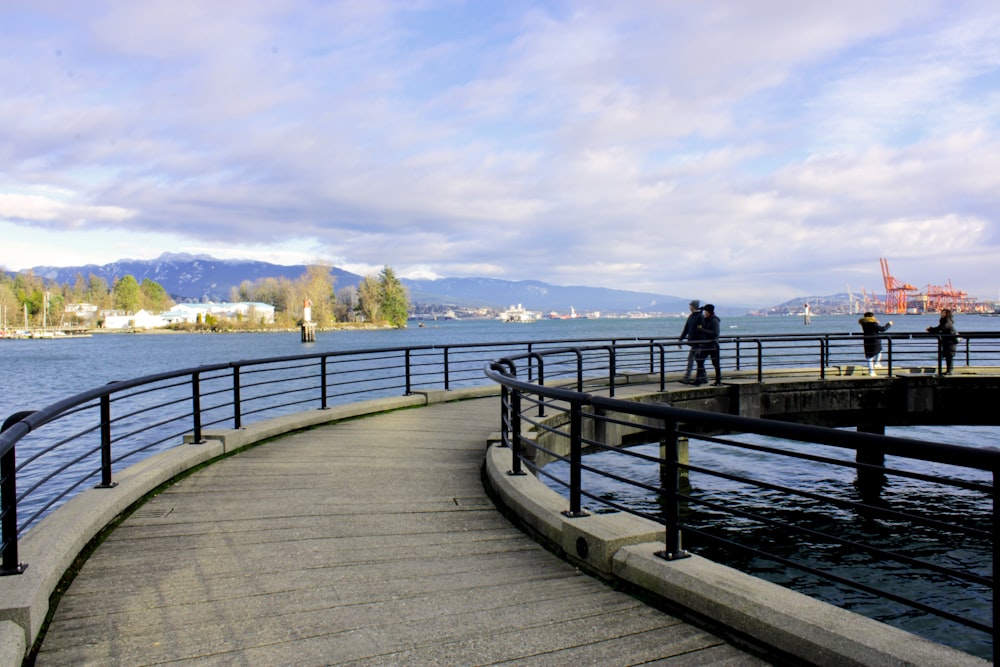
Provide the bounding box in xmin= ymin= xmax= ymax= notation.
xmin=694 ymin=304 xmax=721 ymax=385
xmin=678 ymin=300 xmax=704 ymax=383
xmin=926 ymin=309 xmax=958 ymax=375
xmin=858 ymin=312 xmax=893 ymax=376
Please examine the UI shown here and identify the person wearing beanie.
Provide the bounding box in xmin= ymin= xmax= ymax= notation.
xmin=694 ymin=304 xmax=721 ymax=385
xmin=678 ymin=300 xmax=704 ymax=383
xmin=926 ymin=308 xmax=958 ymax=375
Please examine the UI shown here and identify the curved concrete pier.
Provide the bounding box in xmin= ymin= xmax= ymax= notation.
xmin=24 ymin=394 xmax=766 ymax=666
xmin=6 ymin=371 xmax=997 ymax=666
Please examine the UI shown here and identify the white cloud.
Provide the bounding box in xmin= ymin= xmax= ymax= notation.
xmin=0 ymin=192 xmax=135 ymax=226
xmin=1 ymin=1 xmax=999 ymax=306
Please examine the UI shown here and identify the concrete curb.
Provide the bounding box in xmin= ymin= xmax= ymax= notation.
xmin=483 ymin=443 xmax=990 ymax=667
xmin=1 ymin=388 xmax=496 ymax=667
xmin=0 ymin=622 xmax=25 ymax=667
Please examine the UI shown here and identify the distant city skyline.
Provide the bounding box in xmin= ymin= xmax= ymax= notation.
xmin=3 ymin=1 xmax=999 ymax=307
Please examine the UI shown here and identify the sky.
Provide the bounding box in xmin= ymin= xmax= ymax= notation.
xmin=2 ymin=1 xmax=999 ymax=308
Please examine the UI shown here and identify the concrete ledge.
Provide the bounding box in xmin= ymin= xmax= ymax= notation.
xmin=412 ymin=384 xmax=501 ymax=404
xmin=614 ymin=544 xmax=988 ymax=667
xmin=485 ymin=445 xmax=664 ymax=576
xmin=483 ymin=442 xmax=990 ymax=667
xmin=0 ymin=622 xmax=25 ymax=667
xmin=186 ymin=394 xmax=427 ymax=448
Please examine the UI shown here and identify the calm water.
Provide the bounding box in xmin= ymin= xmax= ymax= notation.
xmin=3 ymin=313 xmax=999 ymax=657
xmin=6 ymin=312 xmax=1000 ymax=419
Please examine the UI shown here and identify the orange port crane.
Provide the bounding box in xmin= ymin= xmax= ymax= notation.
xmin=880 ymin=258 xmax=918 ymax=314
xmin=923 ymin=279 xmax=972 ymax=313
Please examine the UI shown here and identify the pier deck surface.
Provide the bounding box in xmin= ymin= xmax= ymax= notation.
xmin=34 ymin=397 xmax=766 ymax=666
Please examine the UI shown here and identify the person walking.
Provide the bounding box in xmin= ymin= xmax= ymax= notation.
xmin=678 ymin=300 xmax=704 ymax=383
xmin=694 ymin=304 xmax=721 ymax=385
xmin=858 ymin=312 xmax=893 ymax=376
xmin=926 ymin=308 xmax=959 ymax=375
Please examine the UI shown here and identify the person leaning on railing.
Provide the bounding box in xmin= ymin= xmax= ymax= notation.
xmin=678 ymin=299 xmax=704 ymax=383
xmin=858 ymin=311 xmax=893 ymax=376
xmin=926 ymin=308 xmax=959 ymax=375
xmin=693 ymin=303 xmax=722 ymax=386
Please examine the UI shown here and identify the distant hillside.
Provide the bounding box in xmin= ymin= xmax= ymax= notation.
xmin=16 ymin=253 xmax=695 ymax=314
xmin=401 ymin=276 xmax=691 ymax=314
xmin=26 ymin=253 xmax=366 ymax=304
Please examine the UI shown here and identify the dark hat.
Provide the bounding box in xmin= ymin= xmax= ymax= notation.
xmin=702 ymin=304 xmax=715 ymax=313
xmin=689 ymin=300 xmax=700 ymax=308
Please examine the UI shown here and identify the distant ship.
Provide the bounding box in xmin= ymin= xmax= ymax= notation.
xmin=498 ymin=304 xmax=540 ymax=323
xmin=548 ymin=306 xmax=591 ymax=320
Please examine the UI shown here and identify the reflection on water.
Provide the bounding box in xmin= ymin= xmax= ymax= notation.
xmin=544 ymin=425 xmax=997 ymax=659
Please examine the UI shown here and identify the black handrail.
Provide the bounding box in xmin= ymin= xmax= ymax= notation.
xmin=484 ymin=338 xmax=1000 ymax=658
xmin=2 ymin=329 xmax=999 ymax=646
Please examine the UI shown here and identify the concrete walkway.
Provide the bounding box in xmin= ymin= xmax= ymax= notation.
xmin=34 ymin=397 xmax=767 ymax=666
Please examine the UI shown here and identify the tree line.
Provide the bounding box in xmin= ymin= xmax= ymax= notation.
xmin=0 ymin=264 xmax=410 ymax=329
xmin=228 ymin=264 xmax=410 ymax=328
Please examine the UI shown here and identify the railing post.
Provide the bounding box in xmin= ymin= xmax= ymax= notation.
xmin=233 ymin=365 xmax=243 ymax=428
xmin=886 ymin=337 xmax=893 ymax=377
xmin=191 ymin=372 xmax=204 ymax=444
xmin=319 ymin=358 xmax=328 ymax=410
xmin=499 ymin=384 xmax=510 ymax=448
xmin=657 ymin=344 xmax=666 ymax=392
xmin=443 ymin=347 xmax=451 ymax=391
xmin=574 ymin=348 xmax=584 ymax=392
xmin=656 ymin=419 xmax=690 ymax=561
xmin=820 ymin=339 xmax=827 ymax=380
xmin=1 ymin=411 xmax=33 ymax=576
xmin=508 ymin=384 xmax=526 ymax=476
xmin=735 ymin=338 xmax=742 ymax=371
xmin=605 ymin=345 xmax=616 ymax=398
xmin=527 ymin=343 xmax=535 ymax=383
xmin=405 ymin=349 xmax=412 ymax=394
xmin=562 ymin=402 xmax=589 ymax=518
xmin=756 ymin=340 xmax=764 ymax=382
xmin=96 ymin=391 xmax=117 ymax=489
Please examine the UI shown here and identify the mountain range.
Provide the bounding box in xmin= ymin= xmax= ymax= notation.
xmin=20 ymin=253 xmax=700 ymax=315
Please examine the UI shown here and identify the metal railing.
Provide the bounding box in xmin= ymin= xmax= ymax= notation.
xmin=2 ymin=330 xmax=999 ymax=651
xmin=484 ymin=335 xmax=1000 ymax=659
xmin=3 ymin=330 xmax=998 ymax=575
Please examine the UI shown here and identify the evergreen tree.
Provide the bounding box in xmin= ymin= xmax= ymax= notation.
xmin=112 ymin=275 xmax=141 ymax=312
xmin=379 ymin=265 xmax=409 ymax=328
xmin=139 ymin=278 xmax=174 ymax=312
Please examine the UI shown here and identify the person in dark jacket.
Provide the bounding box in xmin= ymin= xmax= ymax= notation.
xmin=694 ymin=304 xmax=721 ymax=385
xmin=678 ymin=300 xmax=704 ymax=384
xmin=858 ymin=312 xmax=893 ymax=376
xmin=926 ymin=309 xmax=958 ymax=375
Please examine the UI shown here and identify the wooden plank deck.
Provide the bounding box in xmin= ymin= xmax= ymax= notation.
xmin=34 ymin=398 xmax=768 ymax=666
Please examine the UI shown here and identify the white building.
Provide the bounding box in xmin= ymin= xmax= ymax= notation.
xmin=160 ymin=302 xmax=276 ymax=325
xmin=102 ymin=309 xmax=167 ymax=330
